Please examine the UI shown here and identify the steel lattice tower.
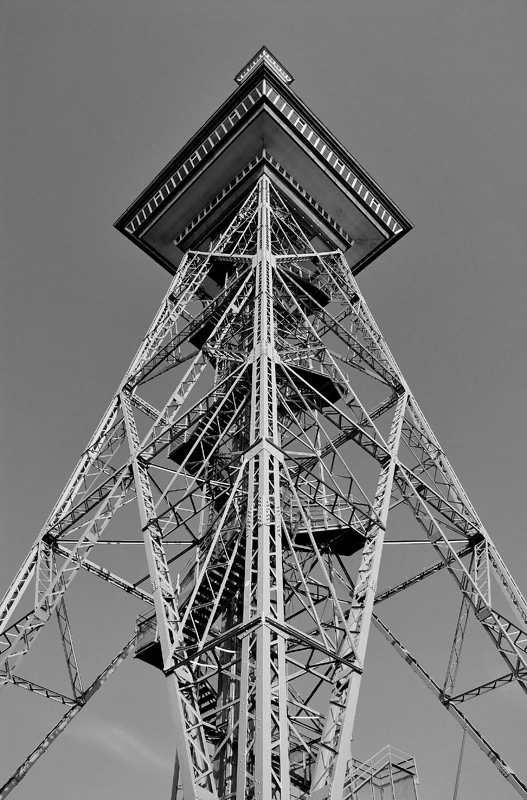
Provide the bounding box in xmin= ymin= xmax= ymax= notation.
xmin=2 ymin=48 xmax=527 ymax=799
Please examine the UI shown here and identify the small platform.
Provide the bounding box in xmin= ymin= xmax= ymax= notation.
xmin=282 ymin=272 xmax=331 ymax=314
xmin=189 ymin=315 xmax=222 ymax=349
xmin=293 ymin=523 xmax=365 ymax=557
xmin=168 ymin=389 xmax=248 ymax=473
xmin=280 ymin=364 xmax=346 ymax=411
xmin=168 ymin=429 xmax=217 ymax=473
xmin=286 ymin=499 xmax=366 ymax=556
xmin=135 ymin=613 xmax=164 ymax=670
xmin=198 ymin=257 xmax=240 ymax=300
xmin=281 ymin=486 xmax=366 ymax=556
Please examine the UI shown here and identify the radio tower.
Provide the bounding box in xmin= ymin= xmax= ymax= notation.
xmin=2 ymin=48 xmax=527 ymax=799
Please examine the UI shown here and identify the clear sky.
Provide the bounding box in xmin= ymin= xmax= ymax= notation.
xmin=2 ymin=1 xmax=527 ymax=798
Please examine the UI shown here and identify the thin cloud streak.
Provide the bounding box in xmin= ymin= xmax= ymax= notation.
xmin=69 ymin=717 xmax=173 ymax=773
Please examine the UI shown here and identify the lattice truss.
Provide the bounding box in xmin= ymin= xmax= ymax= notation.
xmin=2 ymin=175 xmax=527 ymax=799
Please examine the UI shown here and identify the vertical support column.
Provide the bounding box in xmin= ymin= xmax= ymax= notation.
xmin=55 ymin=590 xmax=84 ymax=700
xmin=0 ymin=472 xmax=131 ymax=692
xmin=120 ymin=391 xmax=218 ymax=800
xmin=442 ymin=559 xmax=474 ymax=698
xmin=0 ymin=545 xmax=39 ymax=634
xmin=236 ymin=176 xmax=289 ymax=800
xmin=311 ymin=391 xmax=408 ymax=800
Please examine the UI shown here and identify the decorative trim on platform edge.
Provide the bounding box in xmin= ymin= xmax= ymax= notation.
xmin=125 ymin=81 xmax=402 ymax=238
xmin=234 ymin=48 xmax=294 ymax=85
xmin=263 ymin=83 xmax=402 ymax=236
xmin=125 ymin=82 xmax=266 ymax=235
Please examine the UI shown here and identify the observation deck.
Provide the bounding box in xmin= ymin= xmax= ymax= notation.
xmin=115 ymin=47 xmax=412 ymax=275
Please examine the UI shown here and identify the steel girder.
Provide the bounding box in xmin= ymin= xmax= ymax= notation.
xmin=2 ymin=174 xmax=527 ymax=800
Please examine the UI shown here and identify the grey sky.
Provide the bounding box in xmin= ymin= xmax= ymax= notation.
xmin=2 ymin=1 xmax=527 ymax=798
